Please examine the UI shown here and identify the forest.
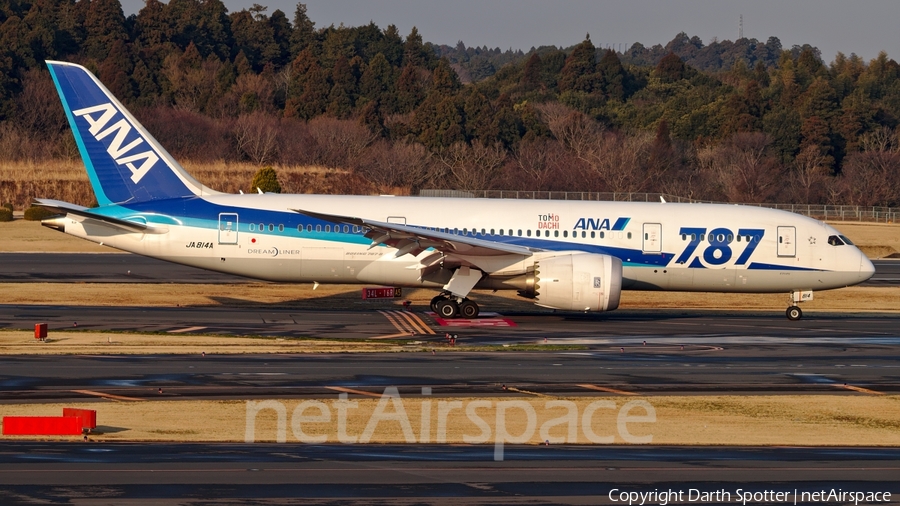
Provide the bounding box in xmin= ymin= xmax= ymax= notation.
xmin=1 ymin=0 xmax=900 ymax=209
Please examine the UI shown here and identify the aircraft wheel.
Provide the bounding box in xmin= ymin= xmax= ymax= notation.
xmin=430 ymin=295 xmax=445 ymax=313
xmin=786 ymin=306 xmax=802 ymax=321
xmin=436 ymin=299 xmax=459 ymax=319
xmin=459 ymin=299 xmax=479 ymax=319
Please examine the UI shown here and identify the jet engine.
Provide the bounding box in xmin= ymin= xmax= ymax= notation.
xmin=520 ymin=253 xmax=622 ymax=312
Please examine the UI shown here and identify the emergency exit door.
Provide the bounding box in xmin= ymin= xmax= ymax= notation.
xmin=642 ymin=223 xmax=662 ymax=253
xmin=777 ymin=226 xmax=796 ymax=257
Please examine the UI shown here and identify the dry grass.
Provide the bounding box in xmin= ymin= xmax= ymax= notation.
xmin=2 ymin=395 xmax=899 ymax=445
xmin=0 ymin=159 xmax=92 ymax=209
xmin=0 ymin=219 xmax=114 ymax=252
xmin=0 ymin=330 xmax=405 ymax=355
xmin=828 ymin=221 xmax=900 ymax=258
xmin=0 ymin=160 xmax=396 ymax=208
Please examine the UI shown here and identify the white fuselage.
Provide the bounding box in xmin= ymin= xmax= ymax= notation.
xmin=53 ymin=195 xmax=873 ymax=294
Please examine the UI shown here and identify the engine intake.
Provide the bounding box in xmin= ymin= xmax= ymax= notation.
xmin=520 ymin=253 xmax=622 ymax=312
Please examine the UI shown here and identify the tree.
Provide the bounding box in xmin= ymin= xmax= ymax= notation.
xmin=250 ymin=165 xmax=282 ymax=193
xmin=395 ymin=63 xmax=426 ymax=113
xmin=326 ymin=55 xmax=356 ymax=117
xmin=290 ymin=2 xmax=315 ymax=55
xmin=229 ymin=5 xmax=279 ymax=71
xmin=196 ymin=0 xmax=233 ymax=61
xmin=284 ymin=48 xmax=329 ymax=119
xmin=521 ymin=53 xmax=541 ymax=91
xmin=558 ymin=36 xmax=598 ymax=93
xmin=359 ymin=52 xmax=395 ymax=110
xmin=596 ymin=49 xmax=628 ymax=101
xmin=654 ymin=52 xmax=687 ymax=83
xmin=403 ymin=26 xmax=429 ymax=67
xmin=82 ymin=0 xmax=128 ymax=61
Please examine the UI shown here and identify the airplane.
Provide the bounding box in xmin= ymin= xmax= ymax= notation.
xmin=36 ymin=60 xmax=875 ymax=322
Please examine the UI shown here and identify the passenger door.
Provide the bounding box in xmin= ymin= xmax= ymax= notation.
xmin=777 ymin=226 xmax=796 ymax=257
xmin=642 ymin=223 xmax=662 ymax=253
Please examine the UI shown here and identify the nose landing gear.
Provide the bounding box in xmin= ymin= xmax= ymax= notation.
xmin=785 ymin=290 xmax=812 ymax=321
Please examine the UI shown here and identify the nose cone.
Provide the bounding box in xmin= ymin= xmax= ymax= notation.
xmin=859 ymin=250 xmax=875 ymax=282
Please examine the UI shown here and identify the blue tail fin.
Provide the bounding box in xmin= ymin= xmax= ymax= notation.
xmin=46 ymin=60 xmax=218 ymax=205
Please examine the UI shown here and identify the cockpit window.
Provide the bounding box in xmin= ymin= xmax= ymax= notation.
xmin=827 ymin=235 xmax=845 ymax=246
xmin=839 ymin=235 xmax=854 ymax=246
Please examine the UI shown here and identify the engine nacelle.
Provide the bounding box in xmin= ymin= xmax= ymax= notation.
xmin=520 ymin=253 xmax=622 ymax=312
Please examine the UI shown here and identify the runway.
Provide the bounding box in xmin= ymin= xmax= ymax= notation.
xmin=0 ymin=341 xmax=898 ymax=400
xmin=1 ymin=252 xmax=898 ymax=285
xmin=0 ymin=443 xmax=898 ymax=505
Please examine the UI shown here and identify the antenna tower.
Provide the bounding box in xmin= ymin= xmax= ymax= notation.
xmin=739 ymin=14 xmax=743 ymax=39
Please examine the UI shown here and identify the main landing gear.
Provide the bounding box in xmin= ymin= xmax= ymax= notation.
xmin=430 ymin=293 xmax=479 ymax=319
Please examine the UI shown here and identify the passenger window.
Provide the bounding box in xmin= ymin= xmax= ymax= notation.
xmin=544 ymin=230 xmax=549 ymax=237
xmin=259 ymin=223 xmax=264 ymax=231
xmin=563 ymin=231 xmax=568 ymax=238
xmin=343 ymin=225 xmax=349 ymax=233
xmin=297 ymin=225 xmax=302 ymax=232
xmin=268 ymin=224 xmax=274 ymax=232
xmin=517 ymin=230 xmax=522 ymax=236
xmin=509 ymin=230 xmax=513 ymax=236
xmin=598 ymin=231 xmax=603 ymax=239
xmin=278 ymin=224 xmax=284 ymax=232
xmin=491 ymin=229 xmax=495 ymax=235
xmin=250 ymin=224 xmax=256 ymax=232
xmin=581 ymin=231 xmax=586 ymax=238
xmin=591 ymin=231 xmax=596 ymax=239
xmin=353 ymin=225 xmax=359 ymax=233
xmin=307 ymin=225 xmax=312 ymax=232
xmin=681 ymin=233 xmax=686 ymax=240
xmin=527 ymin=230 xmax=532 ymax=237
xmin=316 ymin=225 xmax=322 ymax=232
xmin=627 ymin=232 xmax=632 ymax=239
xmin=325 ymin=225 xmax=330 ymax=232
xmin=481 ymin=228 xmax=486 ymax=235
xmin=554 ymin=230 xmax=559 ymax=237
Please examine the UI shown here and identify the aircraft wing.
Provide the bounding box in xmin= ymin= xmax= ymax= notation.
xmin=34 ymin=199 xmax=153 ymax=234
xmin=292 ymin=208 xmax=538 ymax=259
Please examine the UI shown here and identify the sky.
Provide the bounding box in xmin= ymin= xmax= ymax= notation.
xmin=120 ymin=0 xmax=900 ymax=63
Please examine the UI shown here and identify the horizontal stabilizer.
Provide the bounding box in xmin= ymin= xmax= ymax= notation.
xmin=33 ymin=199 xmax=154 ymax=234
